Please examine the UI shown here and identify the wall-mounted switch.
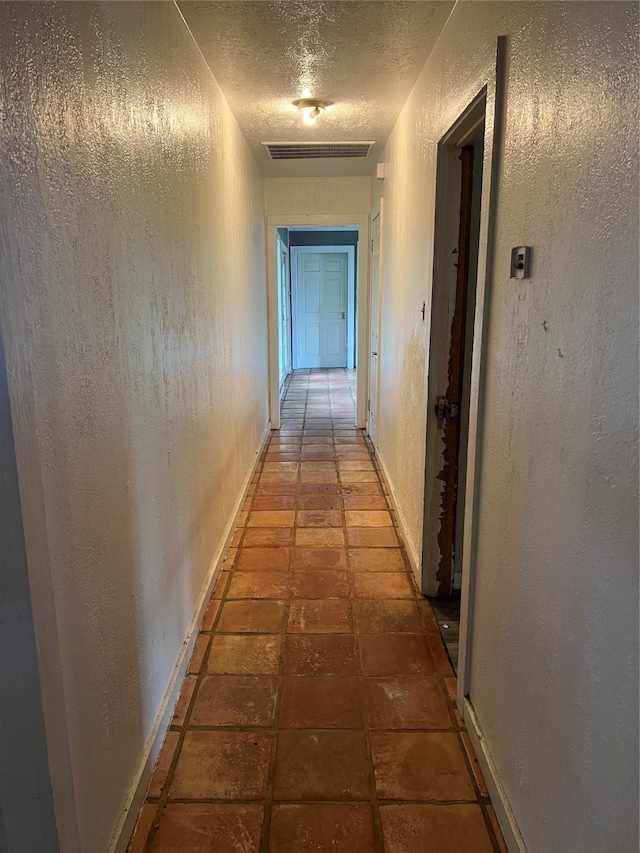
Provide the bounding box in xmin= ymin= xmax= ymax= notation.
xmin=376 ymin=163 xmax=385 ymax=180
xmin=510 ymin=246 xmax=531 ymax=279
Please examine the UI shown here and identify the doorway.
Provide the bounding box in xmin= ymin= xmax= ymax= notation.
xmin=421 ymin=93 xmax=486 ymax=669
xmin=267 ymin=217 xmax=369 ymax=430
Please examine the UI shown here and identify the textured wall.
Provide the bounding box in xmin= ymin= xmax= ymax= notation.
xmin=374 ymin=2 xmax=638 ymax=851
xmin=0 ymin=3 xmax=268 ymax=851
xmin=265 ymin=177 xmax=371 ymax=216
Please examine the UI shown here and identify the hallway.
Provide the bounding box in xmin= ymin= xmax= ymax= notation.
xmin=129 ymin=370 xmax=505 ymax=853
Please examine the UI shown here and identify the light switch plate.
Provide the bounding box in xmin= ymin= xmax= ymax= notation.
xmin=510 ymin=246 xmax=531 ymax=279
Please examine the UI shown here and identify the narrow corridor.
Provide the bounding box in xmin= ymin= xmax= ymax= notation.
xmin=129 ymin=370 xmax=506 ymax=852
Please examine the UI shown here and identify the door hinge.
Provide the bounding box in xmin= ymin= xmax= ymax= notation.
xmin=435 ymin=397 xmax=459 ymax=429
xmin=371 ymin=239 xmax=374 ymax=251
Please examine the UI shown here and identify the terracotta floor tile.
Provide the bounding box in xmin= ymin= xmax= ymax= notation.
xmin=296 ymin=509 xmax=343 ymax=527
xmin=247 ymin=510 xmax=295 ymax=527
xmin=379 ymin=804 xmax=495 ymax=853
xmin=288 ymin=599 xmax=353 ymax=633
xmin=262 ymin=461 xmax=299 ymax=473
xmin=170 ymin=730 xmax=272 ymax=800
xmin=227 ymin=571 xmax=289 ymax=599
xmin=217 ymin=599 xmax=285 ymax=633
xmin=349 ymin=548 xmax=406 ymax=572
xmin=256 ymin=483 xmax=298 ymax=496
xmin=151 ymin=804 xmax=263 ymax=853
xmin=273 ymin=731 xmax=372 ymax=801
xmin=355 ymin=600 xmax=421 ymax=633
xmin=339 ymin=460 xmax=375 ymax=470
xmin=370 ymin=732 xmax=476 ymax=801
xmin=207 ymin=634 xmax=281 ymax=675
xmin=347 ymin=527 xmax=399 ymax=547
xmin=235 ymin=547 xmax=291 ymax=572
xmin=265 ymin=452 xmax=301 ymax=461
xmin=173 ymin=675 xmax=198 ymax=725
xmin=200 ymin=598 xmax=221 ymax=630
xmin=279 ymin=677 xmax=364 ymax=728
xmin=359 ymin=634 xmax=435 ymax=676
xmin=298 ymin=482 xmax=340 ymax=495
xmin=342 ymin=482 xmax=384 ymax=495
xmin=244 ymin=527 xmax=293 ymax=547
xmin=128 ymin=803 xmax=156 ymax=853
xmin=301 ymin=461 xmax=337 ymax=472
xmin=291 ymin=570 xmax=350 ymax=598
xmin=189 ymin=675 xmax=278 ymax=726
xmin=343 ymin=495 xmax=389 ymax=510
xmin=212 ymin=571 xmax=230 ymax=597
xmin=341 ymin=471 xmax=379 ymax=483
xmin=296 ymin=528 xmax=345 ymax=547
xmin=261 ymin=472 xmax=299 ymax=484
xmin=252 ymin=495 xmax=296 ymax=510
xmin=364 ymin=677 xmax=451 ymax=729
xmin=269 ymin=804 xmax=375 ymax=853
xmin=353 ymin=572 xmax=413 ymax=599
xmin=299 ymin=472 xmax=339 ymax=484
xmin=292 ymin=547 xmax=347 ymax=571
xmin=283 ymin=634 xmax=360 ymax=675
xmin=297 ymin=493 xmax=343 ymax=510
xmin=148 ymin=731 xmax=180 ymax=798
xmin=487 ymin=805 xmax=510 ymax=853
xmin=188 ymin=635 xmax=209 ymax=674
xmin=345 ymin=510 xmax=393 ymax=527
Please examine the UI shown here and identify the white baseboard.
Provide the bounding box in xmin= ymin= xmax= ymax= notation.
xmin=463 ymin=699 xmax=527 ymax=853
xmin=109 ymin=422 xmax=272 ymax=853
xmin=374 ymin=450 xmax=421 ymax=587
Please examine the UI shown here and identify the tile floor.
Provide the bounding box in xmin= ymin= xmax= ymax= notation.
xmin=128 ymin=369 xmax=507 ymax=853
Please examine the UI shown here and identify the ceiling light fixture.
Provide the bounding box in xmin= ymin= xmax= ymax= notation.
xmin=293 ymin=98 xmax=330 ymax=126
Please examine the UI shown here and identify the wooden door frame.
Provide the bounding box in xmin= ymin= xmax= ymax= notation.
xmin=266 ymin=214 xmax=370 ymax=429
xmin=290 ymin=245 xmax=356 ymax=370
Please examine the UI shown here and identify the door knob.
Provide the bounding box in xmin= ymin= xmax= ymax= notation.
xmin=372 ymin=352 xmax=378 ymax=356
xmin=342 ymin=312 xmax=346 ymax=319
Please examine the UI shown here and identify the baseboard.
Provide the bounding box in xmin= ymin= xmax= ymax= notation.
xmin=374 ymin=450 xmax=421 ymax=587
xmin=463 ymin=699 xmax=527 ymax=853
xmin=109 ymin=421 xmax=272 ymax=853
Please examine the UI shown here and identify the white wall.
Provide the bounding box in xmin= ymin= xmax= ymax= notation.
xmin=266 ymin=177 xmax=371 ymax=217
xmin=373 ymin=2 xmax=638 ymax=851
xmin=0 ymin=3 xmax=268 ymax=851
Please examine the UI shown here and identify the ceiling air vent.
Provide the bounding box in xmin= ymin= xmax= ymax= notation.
xmin=262 ymin=141 xmax=375 ymax=161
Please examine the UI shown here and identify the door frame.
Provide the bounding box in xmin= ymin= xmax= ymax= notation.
xmin=277 ymin=235 xmax=291 ymax=398
xmin=266 ymin=214 xmax=370 ymax=429
xmin=421 ymin=93 xmax=487 ymax=601
xmin=418 ymin=40 xmax=505 ymax=720
xmin=367 ymin=199 xmax=384 ymax=445
xmin=290 ymin=245 xmax=355 ymax=370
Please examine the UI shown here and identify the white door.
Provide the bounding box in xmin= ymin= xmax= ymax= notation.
xmin=368 ymin=210 xmax=381 ymax=443
xmin=294 ymin=252 xmax=348 ymax=369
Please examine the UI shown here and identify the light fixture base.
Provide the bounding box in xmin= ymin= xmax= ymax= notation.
xmin=293 ymin=98 xmax=331 ymax=111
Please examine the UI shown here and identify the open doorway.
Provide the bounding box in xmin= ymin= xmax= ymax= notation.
xmin=422 ymin=92 xmax=487 ymax=670
xmin=267 ymin=218 xmax=369 ymax=430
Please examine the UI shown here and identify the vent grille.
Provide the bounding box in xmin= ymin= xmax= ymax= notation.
xmin=262 ymin=141 xmax=375 ymax=160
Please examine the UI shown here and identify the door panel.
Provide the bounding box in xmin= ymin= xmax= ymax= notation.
xmin=295 ymin=252 xmax=348 ymax=368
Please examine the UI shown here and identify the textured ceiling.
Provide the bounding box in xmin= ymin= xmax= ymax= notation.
xmin=177 ymin=1 xmax=454 ymax=177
